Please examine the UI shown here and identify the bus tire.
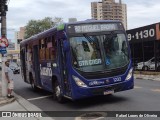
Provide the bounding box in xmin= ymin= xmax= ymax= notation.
xmin=53 ymin=80 xmax=65 ymax=103
xmin=29 ymin=74 xmax=39 ymax=91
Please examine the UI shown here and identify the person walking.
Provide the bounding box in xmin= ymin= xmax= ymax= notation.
xmin=5 ymin=61 xmax=14 ymax=98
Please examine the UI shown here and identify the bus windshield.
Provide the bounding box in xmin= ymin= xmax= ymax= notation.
xmin=70 ymin=32 xmax=129 ymax=72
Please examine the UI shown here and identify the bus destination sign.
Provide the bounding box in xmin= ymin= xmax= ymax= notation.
xmin=68 ymin=23 xmax=118 ymax=34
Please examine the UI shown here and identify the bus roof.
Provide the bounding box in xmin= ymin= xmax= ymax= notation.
xmin=20 ymin=20 xmax=122 ymax=46
xmin=20 ymin=27 xmax=57 ymax=46
xmin=65 ymin=20 xmax=121 ymax=26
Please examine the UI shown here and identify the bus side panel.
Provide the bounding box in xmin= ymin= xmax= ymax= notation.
xmin=40 ymin=61 xmax=52 ymax=92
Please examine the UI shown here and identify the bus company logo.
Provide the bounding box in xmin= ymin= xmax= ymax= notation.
xmin=40 ymin=65 xmax=52 ymax=77
xmin=89 ymin=80 xmax=105 ymax=86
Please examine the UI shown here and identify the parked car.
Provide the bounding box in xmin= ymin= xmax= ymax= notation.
xmin=9 ymin=62 xmax=20 ymax=74
xmin=136 ymin=57 xmax=160 ymax=71
xmin=136 ymin=57 xmax=155 ymax=71
xmin=149 ymin=62 xmax=160 ymax=71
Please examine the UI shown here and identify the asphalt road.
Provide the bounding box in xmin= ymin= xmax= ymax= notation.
xmin=12 ymin=73 xmax=160 ymax=120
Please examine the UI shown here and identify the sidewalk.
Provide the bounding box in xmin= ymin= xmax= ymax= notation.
xmin=0 ymin=81 xmax=53 ymax=120
xmin=0 ymin=81 xmax=15 ymax=106
xmin=134 ymin=74 xmax=160 ymax=81
xmin=134 ymin=71 xmax=160 ymax=81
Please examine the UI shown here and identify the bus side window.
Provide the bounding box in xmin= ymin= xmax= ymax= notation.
xmin=45 ymin=35 xmax=56 ymax=60
xmin=46 ymin=36 xmax=52 ymax=60
xmin=50 ymin=35 xmax=56 ymax=60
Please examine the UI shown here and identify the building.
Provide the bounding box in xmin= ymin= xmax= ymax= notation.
xmin=127 ymin=22 xmax=160 ymax=71
xmin=91 ymin=0 xmax=127 ymax=30
xmin=15 ymin=27 xmax=25 ymax=50
xmin=6 ymin=27 xmax=26 ymax=63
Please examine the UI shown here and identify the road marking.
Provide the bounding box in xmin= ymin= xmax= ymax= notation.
xmin=134 ymin=86 xmax=142 ymax=89
xmin=27 ymin=95 xmax=52 ymax=101
xmin=151 ymin=89 xmax=160 ymax=93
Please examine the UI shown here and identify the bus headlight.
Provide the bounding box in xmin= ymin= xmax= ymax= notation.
xmin=125 ymin=68 xmax=133 ymax=81
xmin=72 ymin=75 xmax=87 ymax=88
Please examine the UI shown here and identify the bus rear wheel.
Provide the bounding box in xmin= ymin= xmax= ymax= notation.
xmin=53 ymin=80 xmax=65 ymax=103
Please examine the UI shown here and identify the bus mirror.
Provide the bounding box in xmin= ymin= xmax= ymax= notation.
xmin=63 ymin=40 xmax=70 ymax=52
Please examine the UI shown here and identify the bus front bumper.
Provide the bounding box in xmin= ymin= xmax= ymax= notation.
xmin=71 ymin=78 xmax=134 ymax=100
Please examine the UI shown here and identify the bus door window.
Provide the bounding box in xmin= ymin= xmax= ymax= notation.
xmin=25 ymin=45 xmax=28 ymax=61
xmin=39 ymin=39 xmax=46 ymax=60
xmin=27 ymin=45 xmax=32 ymax=71
xmin=20 ymin=48 xmax=27 ymax=82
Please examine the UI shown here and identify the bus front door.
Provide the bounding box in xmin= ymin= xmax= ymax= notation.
xmin=20 ymin=48 xmax=27 ymax=82
xmin=59 ymin=40 xmax=71 ymax=97
xmin=33 ymin=45 xmax=42 ymax=87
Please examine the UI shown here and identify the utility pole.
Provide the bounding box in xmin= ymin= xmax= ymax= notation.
xmin=0 ymin=0 xmax=8 ymax=97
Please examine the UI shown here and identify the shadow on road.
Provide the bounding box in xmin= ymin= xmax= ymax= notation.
xmin=45 ymin=92 xmax=129 ymax=110
xmin=65 ymin=94 xmax=128 ymax=109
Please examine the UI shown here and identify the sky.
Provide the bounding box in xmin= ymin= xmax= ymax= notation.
xmin=5 ymin=0 xmax=160 ymax=40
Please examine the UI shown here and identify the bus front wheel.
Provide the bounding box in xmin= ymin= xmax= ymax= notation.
xmin=53 ymin=80 xmax=65 ymax=103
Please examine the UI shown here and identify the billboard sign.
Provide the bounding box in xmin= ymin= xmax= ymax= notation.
xmin=127 ymin=23 xmax=160 ymax=43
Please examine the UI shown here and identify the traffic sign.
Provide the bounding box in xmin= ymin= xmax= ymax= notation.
xmin=0 ymin=47 xmax=7 ymax=54
xmin=0 ymin=37 xmax=9 ymax=47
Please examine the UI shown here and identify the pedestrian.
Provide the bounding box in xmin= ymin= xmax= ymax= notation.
xmin=5 ymin=61 xmax=14 ymax=98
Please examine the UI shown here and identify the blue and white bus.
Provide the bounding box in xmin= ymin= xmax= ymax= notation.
xmin=20 ymin=20 xmax=134 ymax=102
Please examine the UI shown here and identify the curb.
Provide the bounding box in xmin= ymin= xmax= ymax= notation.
xmin=14 ymin=92 xmax=54 ymax=120
xmin=134 ymin=75 xmax=160 ymax=82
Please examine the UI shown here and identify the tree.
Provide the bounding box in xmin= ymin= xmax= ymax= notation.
xmin=24 ymin=17 xmax=63 ymax=39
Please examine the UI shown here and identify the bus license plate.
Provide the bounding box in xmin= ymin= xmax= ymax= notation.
xmin=104 ymin=90 xmax=114 ymax=95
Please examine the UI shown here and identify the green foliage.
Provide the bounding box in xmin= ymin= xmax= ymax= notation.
xmin=24 ymin=17 xmax=63 ymax=39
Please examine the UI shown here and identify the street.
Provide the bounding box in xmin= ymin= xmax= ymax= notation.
xmin=1 ymin=70 xmax=160 ymax=120
xmin=12 ymin=74 xmax=160 ymax=114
